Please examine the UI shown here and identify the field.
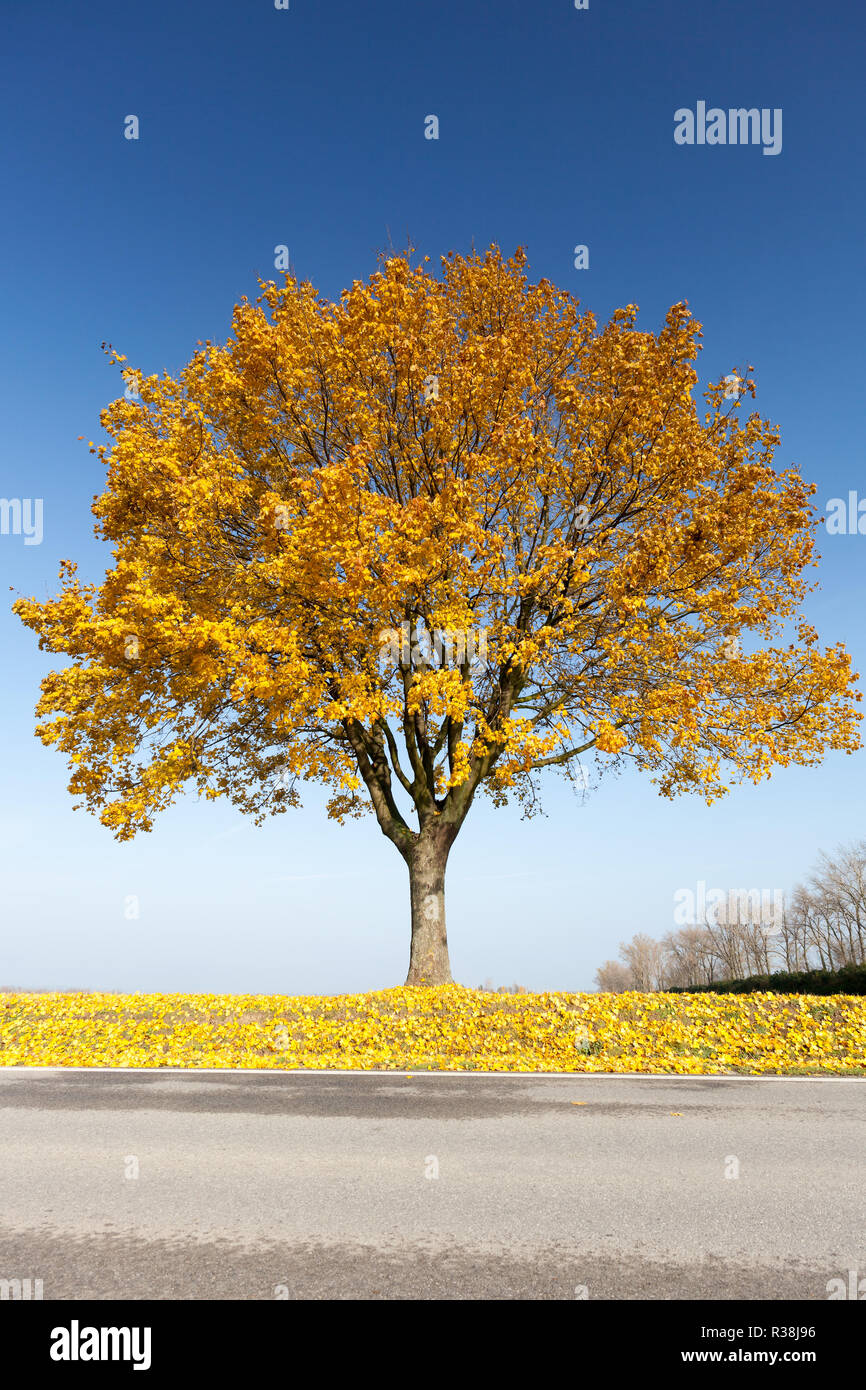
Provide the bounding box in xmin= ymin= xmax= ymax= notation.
xmin=2 ymin=985 xmax=865 ymax=1073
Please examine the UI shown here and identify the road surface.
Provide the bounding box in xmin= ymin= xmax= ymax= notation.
xmin=0 ymin=1070 xmax=863 ymax=1299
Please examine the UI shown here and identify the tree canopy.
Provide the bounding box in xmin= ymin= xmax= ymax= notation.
xmin=15 ymin=246 xmax=861 ymax=982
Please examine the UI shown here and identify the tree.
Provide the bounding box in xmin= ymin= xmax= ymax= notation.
xmin=14 ymin=246 xmax=861 ymax=985
xmin=618 ymin=932 xmax=670 ymax=992
xmin=594 ymin=960 xmax=633 ymax=994
xmin=809 ymin=840 xmax=866 ymax=966
xmin=785 ymin=841 xmax=866 ymax=970
xmin=660 ymin=925 xmax=718 ymax=988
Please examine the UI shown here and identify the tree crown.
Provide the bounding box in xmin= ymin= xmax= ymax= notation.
xmin=15 ymin=246 xmax=861 ymax=843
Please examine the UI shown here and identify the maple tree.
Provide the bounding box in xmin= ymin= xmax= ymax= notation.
xmin=15 ymin=247 xmax=861 ymax=985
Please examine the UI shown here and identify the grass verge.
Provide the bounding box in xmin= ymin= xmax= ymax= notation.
xmin=2 ymin=984 xmax=865 ymax=1073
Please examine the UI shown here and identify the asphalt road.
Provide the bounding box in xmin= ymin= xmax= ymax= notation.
xmin=0 ymin=1070 xmax=863 ymax=1300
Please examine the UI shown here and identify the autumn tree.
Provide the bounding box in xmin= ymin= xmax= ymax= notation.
xmin=15 ymin=247 xmax=861 ymax=985
xmin=660 ymin=925 xmax=719 ymax=988
xmin=785 ymin=841 xmax=866 ymax=970
xmin=593 ymin=960 xmax=633 ymax=994
xmin=617 ymin=932 xmax=670 ymax=992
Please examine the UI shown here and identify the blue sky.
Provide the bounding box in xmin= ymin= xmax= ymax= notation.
xmin=1 ymin=0 xmax=864 ymax=994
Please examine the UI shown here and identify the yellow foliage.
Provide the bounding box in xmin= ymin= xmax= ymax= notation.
xmin=13 ymin=247 xmax=861 ymax=846
xmin=2 ymin=987 xmax=865 ymax=1074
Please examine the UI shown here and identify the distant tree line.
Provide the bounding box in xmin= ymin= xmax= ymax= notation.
xmin=595 ymin=840 xmax=866 ymax=993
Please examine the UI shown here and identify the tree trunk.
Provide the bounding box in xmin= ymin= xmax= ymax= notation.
xmin=405 ymin=829 xmax=453 ymax=986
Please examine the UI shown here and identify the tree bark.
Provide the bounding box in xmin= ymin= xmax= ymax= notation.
xmin=405 ymin=828 xmax=454 ymax=985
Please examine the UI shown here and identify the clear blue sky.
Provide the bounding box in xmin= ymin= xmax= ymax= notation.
xmin=2 ymin=0 xmax=864 ymax=994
